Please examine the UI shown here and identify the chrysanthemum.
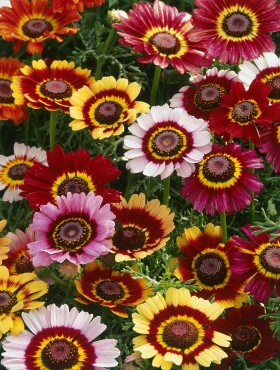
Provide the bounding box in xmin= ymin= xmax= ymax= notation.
xmin=211 ymin=305 xmax=280 ymax=369
xmin=1 ymin=303 xmax=120 ymax=369
xmin=110 ymin=193 xmax=175 ymax=262
xmin=75 ymin=260 xmax=153 ymax=318
xmin=52 ymin=0 xmax=105 ymax=13
xmin=238 ymin=52 xmax=280 ymax=103
xmin=28 ymin=192 xmax=115 ymax=266
xmin=170 ymin=67 xmax=238 ymax=121
xmin=11 ymin=59 xmax=94 ymax=113
xmin=189 ymin=0 xmax=280 ymax=64
xmin=113 ymin=0 xmax=212 ymax=74
xmin=0 ymin=57 xmax=28 ymax=125
xmin=171 ymin=223 xmax=248 ymax=308
xmin=133 ymin=287 xmax=231 ymax=369
xmin=0 ymin=0 xmax=80 ymax=54
xmin=0 ymin=265 xmax=48 ymax=338
xmin=124 ymin=104 xmax=212 ymax=180
xmin=0 ymin=142 xmax=47 ymax=203
xmin=181 ymin=143 xmax=264 ymax=216
xmin=209 ymin=80 xmax=280 ymax=145
xmin=69 ymin=76 xmax=149 ymax=139
xmin=20 ymin=144 xmax=122 ymax=208
xmin=228 ymin=225 xmax=280 ymax=303
xmin=258 ymin=122 xmax=280 ymax=173
xmin=0 ymin=220 xmax=10 ymax=264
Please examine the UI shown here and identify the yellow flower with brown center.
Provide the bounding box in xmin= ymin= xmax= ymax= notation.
xmin=0 ymin=220 xmax=10 ymax=265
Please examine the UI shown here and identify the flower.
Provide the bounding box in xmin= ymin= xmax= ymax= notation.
xmin=75 ymin=260 xmax=153 ymax=318
xmin=11 ymin=59 xmax=94 ymax=113
xmin=0 ymin=57 xmax=28 ymax=125
xmin=209 ymin=79 xmax=280 ymax=145
xmin=28 ymin=192 xmax=115 ymax=266
xmin=181 ymin=142 xmax=264 ymax=215
xmin=188 ymin=0 xmax=280 ymax=64
xmin=211 ymin=305 xmax=280 ymax=369
xmin=169 ymin=67 xmax=238 ymax=121
xmin=238 ymin=52 xmax=280 ymax=103
xmin=19 ymin=144 xmax=122 ymax=208
xmin=0 ymin=265 xmax=48 ymax=338
xmin=113 ymin=0 xmax=212 ymax=74
xmin=52 ymin=0 xmax=105 ymax=13
xmin=69 ymin=76 xmax=149 ymax=139
xmin=0 ymin=142 xmax=47 ymax=202
xmin=228 ymin=225 xmax=280 ymax=303
xmin=0 ymin=0 xmax=80 ymax=54
xmin=58 ymin=260 xmax=81 ymax=280
xmin=1 ymin=303 xmax=120 ymax=369
xmin=259 ymin=122 xmax=280 ymax=173
xmin=110 ymin=193 xmax=175 ymax=262
xmin=132 ymin=287 xmax=231 ymax=369
xmin=0 ymin=0 xmax=11 ymax=7
xmin=171 ymin=223 xmax=248 ymax=308
xmin=124 ymin=104 xmax=212 ymax=180
xmin=108 ymin=9 xmax=128 ymax=23
xmin=0 ymin=220 xmax=10 ymax=264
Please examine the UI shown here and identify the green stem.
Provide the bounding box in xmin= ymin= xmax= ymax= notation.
xmin=66 ymin=280 xmax=74 ymax=298
xmin=248 ymin=139 xmax=255 ymax=225
xmin=162 ymin=176 xmax=170 ymax=207
xmin=49 ymin=110 xmax=58 ymax=150
xmin=32 ymin=117 xmax=44 ymax=148
xmin=49 ymin=272 xmax=68 ymax=287
xmin=150 ymin=65 xmax=162 ymax=106
xmin=95 ymin=28 xmax=116 ymax=80
xmin=220 ymin=210 xmax=228 ymax=243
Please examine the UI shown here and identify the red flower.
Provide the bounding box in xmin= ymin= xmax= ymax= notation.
xmin=52 ymin=0 xmax=105 ymax=13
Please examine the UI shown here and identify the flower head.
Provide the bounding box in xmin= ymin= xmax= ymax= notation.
xmin=52 ymin=0 xmax=105 ymax=13
xmin=20 ymin=144 xmax=122 ymax=209
xmin=0 ymin=220 xmax=10 ymax=264
xmin=181 ymin=142 xmax=264 ymax=215
xmin=11 ymin=59 xmax=94 ymax=113
xmin=1 ymin=303 xmax=120 ymax=369
xmin=113 ymin=0 xmax=212 ymax=74
xmin=133 ymin=287 xmax=231 ymax=369
xmin=259 ymin=122 xmax=280 ymax=173
xmin=189 ymin=0 xmax=280 ymax=64
xmin=28 ymin=192 xmax=115 ymax=266
xmin=0 ymin=0 xmax=80 ymax=54
xmin=124 ymin=104 xmax=212 ymax=180
xmin=75 ymin=260 xmax=153 ymax=318
xmin=0 ymin=142 xmax=47 ymax=202
xmin=69 ymin=76 xmax=149 ymax=139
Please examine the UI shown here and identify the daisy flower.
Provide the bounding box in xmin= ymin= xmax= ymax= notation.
xmin=133 ymin=287 xmax=231 ymax=369
xmin=0 ymin=265 xmax=48 ymax=338
xmin=181 ymin=142 xmax=264 ymax=216
xmin=1 ymin=303 xmax=120 ymax=369
xmin=19 ymin=144 xmax=122 ymax=208
xmin=0 ymin=220 xmax=10 ymax=264
xmin=189 ymin=0 xmax=280 ymax=64
xmin=110 ymin=193 xmax=175 ymax=262
xmin=0 ymin=0 xmax=80 ymax=54
xmin=0 ymin=142 xmax=47 ymax=203
xmin=238 ymin=52 xmax=280 ymax=103
xmin=69 ymin=76 xmax=149 ymax=139
xmin=170 ymin=67 xmax=238 ymax=121
xmin=211 ymin=305 xmax=280 ymax=369
xmin=171 ymin=223 xmax=248 ymax=308
xmin=113 ymin=0 xmax=212 ymax=74
xmin=11 ymin=59 xmax=95 ymax=113
xmin=0 ymin=0 xmax=11 ymax=7
xmin=52 ymin=0 xmax=105 ymax=13
xmin=258 ymin=122 xmax=280 ymax=173
xmin=27 ymin=192 xmax=115 ymax=266
xmin=228 ymin=225 xmax=280 ymax=303
xmin=124 ymin=104 xmax=212 ymax=180
xmin=75 ymin=260 xmax=153 ymax=318
xmin=0 ymin=57 xmax=28 ymax=125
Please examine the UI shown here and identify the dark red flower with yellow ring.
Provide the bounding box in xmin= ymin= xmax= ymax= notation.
xmin=259 ymin=121 xmax=280 ymax=173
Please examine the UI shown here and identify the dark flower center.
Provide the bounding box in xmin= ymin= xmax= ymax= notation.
xmin=96 ymin=280 xmax=125 ymax=301
xmin=57 ymin=177 xmax=90 ymax=197
xmin=163 ymin=320 xmax=199 ymax=349
xmin=22 ymin=18 xmax=53 ymax=39
xmin=231 ymin=325 xmax=261 ymax=352
xmin=232 ymin=100 xmax=258 ymax=124
xmin=8 ymin=163 xmax=30 ymax=181
xmin=0 ymin=79 xmax=14 ymax=104
xmin=94 ymin=101 xmax=123 ymax=125
xmin=0 ymin=291 xmax=17 ymax=314
xmin=259 ymin=244 xmax=280 ymax=274
xmin=150 ymin=32 xmax=180 ymax=55
xmin=112 ymin=226 xmax=146 ymax=251
xmin=194 ymin=251 xmax=228 ymax=286
xmin=151 ymin=129 xmax=186 ymax=158
xmin=222 ymin=12 xmax=253 ymax=38
xmin=40 ymin=80 xmax=72 ymax=100
xmin=42 ymin=339 xmax=79 ymax=369
xmin=267 ymin=75 xmax=280 ymax=101
xmin=194 ymin=83 xmax=226 ymax=111
xmin=16 ymin=255 xmax=34 ymax=273
xmin=202 ymin=155 xmax=235 ymax=182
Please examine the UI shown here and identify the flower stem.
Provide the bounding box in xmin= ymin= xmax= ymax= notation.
xmin=162 ymin=176 xmax=170 ymax=206
xmin=220 ymin=210 xmax=228 ymax=243
xmin=249 ymin=139 xmax=255 ymax=225
xmin=49 ymin=110 xmax=58 ymax=150
xmin=150 ymin=65 xmax=162 ymax=106
xmin=49 ymin=272 xmax=68 ymax=287
xmin=95 ymin=28 xmax=116 ymax=80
